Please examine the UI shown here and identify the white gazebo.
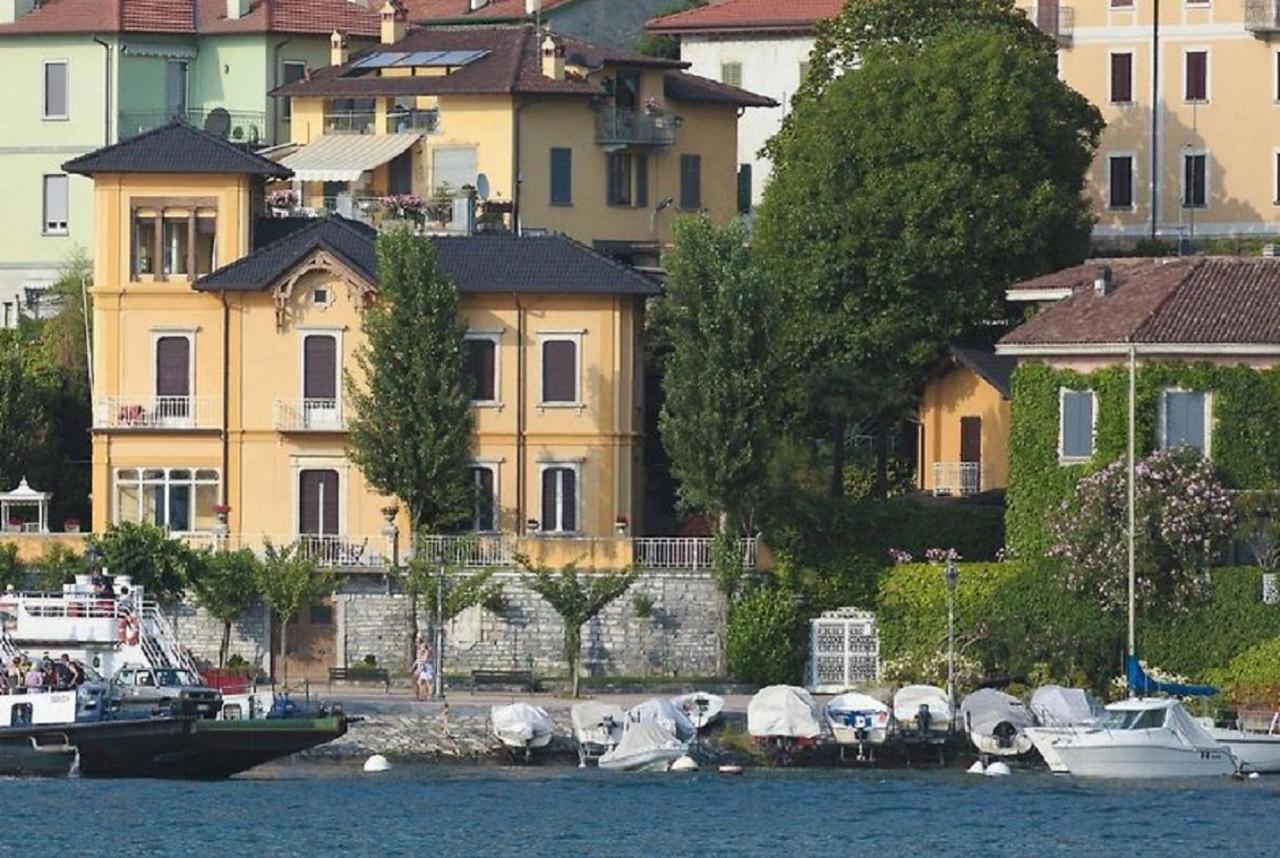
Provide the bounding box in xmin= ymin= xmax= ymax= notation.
xmin=0 ymin=477 xmax=51 ymax=533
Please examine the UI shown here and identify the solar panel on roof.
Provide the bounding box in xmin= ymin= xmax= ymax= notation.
xmin=351 ymin=52 xmax=410 ymax=69
xmin=395 ymin=51 xmax=443 ymax=66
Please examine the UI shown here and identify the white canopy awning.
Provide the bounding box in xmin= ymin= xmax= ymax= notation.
xmin=281 ymin=133 xmax=421 ymax=182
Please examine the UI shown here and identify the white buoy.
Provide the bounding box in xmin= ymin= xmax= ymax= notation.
xmin=984 ymin=761 xmax=1012 ymax=777
xmin=967 ymin=760 xmax=986 ymax=775
xmin=363 ymin=754 xmax=392 ymax=773
xmin=670 ymin=755 xmax=698 ymax=772
xmin=1249 ymin=771 xmax=1262 ymax=780
xmin=718 ymin=764 xmax=744 ymax=776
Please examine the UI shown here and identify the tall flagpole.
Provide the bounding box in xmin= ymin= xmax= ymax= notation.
xmin=1127 ymin=344 xmax=1137 ymax=659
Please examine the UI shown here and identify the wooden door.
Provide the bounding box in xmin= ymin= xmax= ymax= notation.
xmin=275 ymin=599 xmax=337 ymax=684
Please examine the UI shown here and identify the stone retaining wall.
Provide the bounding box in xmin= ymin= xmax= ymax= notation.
xmin=170 ymin=601 xmax=272 ymax=672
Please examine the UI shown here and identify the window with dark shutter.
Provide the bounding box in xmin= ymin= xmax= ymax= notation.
xmin=466 ymin=337 xmax=496 ymax=402
xmin=541 ymin=467 xmax=576 ymax=532
xmin=634 ymin=154 xmax=648 ymax=208
xmin=1110 ymin=53 xmax=1132 ymax=103
xmin=1060 ymin=391 xmax=1094 ymax=460
xmin=1185 ymin=51 xmax=1207 ymax=101
xmin=1163 ymin=391 xmax=1207 ymax=453
xmin=550 ymin=147 xmax=572 ymax=206
xmin=1109 ymin=156 xmax=1133 ymax=209
xmin=303 ymin=335 xmax=337 ymax=400
xmin=680 ymin=154 xmax=701 ymax=211
xmin=299 ymin=469 xmax=339 ymax=535
xmin=470 ymin=466 xmax=495 ymax=531
xmin=1183 ymin=154 xmax=1206 ymax=208
xmin=542 ymin=339 xmax=577 ymax=403
xmin=607 ymin=153 xmax=632 ymax=206
xmin=155 ymin=336 xmax=190 ymax=397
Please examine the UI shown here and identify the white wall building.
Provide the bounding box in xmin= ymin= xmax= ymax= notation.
xmin=647 ymin=0 xmax=841 ymax=209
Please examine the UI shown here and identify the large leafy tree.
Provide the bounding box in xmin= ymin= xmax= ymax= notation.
xmin=756 ymin=23 xmax=1103 ymax=492
xmin=190 ymin=548 xmax=262 ymax=668
xmin=347 ymin=229 xmax=475 ymax=535
xmin=255 ymin=541 xmax=334 ymax=684
xmin=90 ymin=522 xmax=200 ymax=602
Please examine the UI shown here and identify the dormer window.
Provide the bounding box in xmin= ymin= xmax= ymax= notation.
xmin=130 ymin=200 xmax=217 ymax=281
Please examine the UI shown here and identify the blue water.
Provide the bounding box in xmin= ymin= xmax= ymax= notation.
xmin=2 ymin=763 xmax=1274 ymax=856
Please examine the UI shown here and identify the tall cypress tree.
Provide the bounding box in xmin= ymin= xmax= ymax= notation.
xmin=347 ymin=228 xmax=474 ymax=535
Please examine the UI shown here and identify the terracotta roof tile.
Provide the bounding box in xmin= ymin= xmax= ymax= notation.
xmin=405 ymin=0 xmax=572 ymax=22
xmin=0 ymin=0 xmax=381 ymax=36
xmin=647 ymin=0 xmax=843 ymax=35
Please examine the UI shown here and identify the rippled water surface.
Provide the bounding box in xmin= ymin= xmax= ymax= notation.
xmin=2 ymin=763 xmax=1274 ymax=856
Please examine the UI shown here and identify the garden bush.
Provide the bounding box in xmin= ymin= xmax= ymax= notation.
xmin=725 ymin=585 xmax=808 ymax=686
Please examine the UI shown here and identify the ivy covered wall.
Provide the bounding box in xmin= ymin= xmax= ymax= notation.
xmin=1007 ymin=361 xmax=1280 ymax=556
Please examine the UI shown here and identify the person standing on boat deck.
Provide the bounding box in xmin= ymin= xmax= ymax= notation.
xmin=61 ymin=655 xmax=83 ymax=688
xmin=3 ymin=657 xmax=19 ymax=693
xmin=23 ymin=661 xmax=43 ymax=693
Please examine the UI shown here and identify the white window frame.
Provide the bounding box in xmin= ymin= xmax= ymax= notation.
xmin=42 ymin=60 xmax=68 ymax=121
xmin=1180 ymin=147 xmax=1209 ymax=209
xmin=151 ymin=328 xmax=196 ymax=392
xmin=1158 ymin=388 xmax=1213 ymax=457
xmin=297 ymin=326 xmax=344 ymax=425
xmin=465 ymin=329 xmax=502 ymax=408
xmin=720 ymin=61 xmax=743 ymax=88
xmin=1108 ymin=50 xmax=1135 ymax=105
xmin=1183 ymin=47 xmax=1210 ymax=104
xmin=468 ymin=461 xmax=500 ymax=533
xmin=1057 ymin=388 xmax=1097 ymax=465
xmin=42 ymin=174 xmax=69 ymax=235
xmin=290 ymin=456 xmax=349 ymax=538
xmin=1273 ymin=148 xmax=1280 ymax=206
xmin=1107 ymin=152 xmax=1136 ymax=211
xmin=537 ymin=461 xmax=582 ymax=535
xmin=537 ymin=330 xmax=584 ymax=409
xmin=112 ymin=467 xmax=221 ymax=534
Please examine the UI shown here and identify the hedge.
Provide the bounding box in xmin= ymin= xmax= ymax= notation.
xmin=1007 ymin=361 xmax=1280 ymax=557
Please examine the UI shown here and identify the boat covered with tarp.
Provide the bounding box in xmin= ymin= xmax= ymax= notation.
xmin=960 ymin=689 xmax=1033 ymax=757
xmin=748 ymin=685 xmax=824 ymax=750
xmin=598 ymin=722 xmax=687 ymax=772
xmin=627 ymin=697 xmax=695 ymax=742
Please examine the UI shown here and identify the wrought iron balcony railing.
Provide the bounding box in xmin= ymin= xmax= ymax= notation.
xmin=95 ymin=396 xmax=220 ymax=430
xmin=595 ymin=109 xmax=677 ymax=147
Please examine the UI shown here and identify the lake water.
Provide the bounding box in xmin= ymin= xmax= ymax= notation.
xmin=2 ymin=763 xmax=1272 ymax=856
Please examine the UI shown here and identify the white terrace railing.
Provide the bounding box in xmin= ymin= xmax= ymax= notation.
xmin=632 ymin=537 xmax=758 ymax=570
xmin=416 ymin=534 xmax=517 ymax=568
xmin=215 ymin=534 xmax=387 ymax=571
xmin=272 ymin=398 xmax=347 ymax=432
xmin=94 ymin=395 xmax=220 ymax=430
xmin=932 ymin=461 xmax=983 ymax=496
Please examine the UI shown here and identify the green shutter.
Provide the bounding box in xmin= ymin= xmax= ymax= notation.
xmin=550 ymin=147 xmax=572 ymax=205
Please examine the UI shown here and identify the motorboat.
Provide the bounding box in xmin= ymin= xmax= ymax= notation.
xmin=960 ymin=689 xmax=1033 ymax=757
xmin=597 ymin=722 xmax=687 ymax=772
xmin=570 ymin=701 xmax=624 ymax=766
xmin=671 ymin=692 xmax=725 ymax=731
xmin=1026 ymin=685 xmax=1106 ymax=772
xmin=1207 ymin=713 xmax=1280 ymax=774
xmin=747 ymin=685 xmax=823 ymax=753
xmin=491 ymin=702 xmax=555 ymax=760
xmin=627 ymin=697 xmax=695 ymax=742
xmin=825 ymin=691 xmax=890 ymax=760
xmin=892 ymin=684 xmax=953 ymax=743
xmin=1048 ymin=697 xmax=1236 ymax=778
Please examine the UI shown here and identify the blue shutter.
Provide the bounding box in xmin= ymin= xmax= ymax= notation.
xmin=550 ymin=148 xmax=572 ymax=205
xmin=1164 ymin=391 xmax=1207 ymax=452
xmin=1183 ymin=392 xmax=1206 ymax=452
xmin=1062 ymin=391 xmax=1093 ymax=459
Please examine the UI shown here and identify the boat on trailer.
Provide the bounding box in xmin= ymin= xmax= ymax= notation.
xmin=571 ymin=701 xmax=624 ymax=766
xmin=748 ymin=685 xmax=824 ymax=760
xmin=491 ymin=702 xmax=554 ymax=761
xmin=825 ymin=691 xmax=891 ymax=761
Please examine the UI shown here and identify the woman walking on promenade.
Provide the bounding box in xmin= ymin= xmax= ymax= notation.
xmin=413 ymin=639 xmax=435 ymax=701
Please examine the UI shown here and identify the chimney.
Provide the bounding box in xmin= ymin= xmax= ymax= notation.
xmin=380 ymin=0 xmax=407 ymax=44
xmin=330 ymin=30 xmax=349 ymax=67
xmin=1093 ymin=265 xmax=1113 ymax=296
xmin=226 ymin=0 xmax=251 ymax=19
xmin=469 ymin=0 xmax=489 ymax=10
xmin=348 ymin=0 xmax=369 ymax=6
xmin=541 ymin=34 xmax=564 ymax=81
xmin=525 ymin=0 xmax=541 ymax=15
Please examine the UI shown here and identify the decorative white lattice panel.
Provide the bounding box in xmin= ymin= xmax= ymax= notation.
xmin=808 ymin=608 xmax=879 ymax=693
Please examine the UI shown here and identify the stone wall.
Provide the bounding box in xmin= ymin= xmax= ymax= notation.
xmin=169 ymin=601 xmax=272 ymax=673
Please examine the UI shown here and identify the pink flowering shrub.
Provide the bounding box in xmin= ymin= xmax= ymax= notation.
xmin=1048 ymin=447 xmax=1236 ymax=614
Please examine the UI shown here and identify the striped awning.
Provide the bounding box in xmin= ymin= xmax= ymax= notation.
xmin=281 ymin=133 xmax=420 ymax=182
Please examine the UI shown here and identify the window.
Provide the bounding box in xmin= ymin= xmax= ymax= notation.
xmin=43 ymin=61 xmax=67 ymax=119
xmin=1161 ymin=390 xmax=1209 ymax=454
xmin=540 ymin=466 xmax=577 ymax=533
xmin=298 ymin=469 xmax=339 ymax=535
xmin=1110 ymin=0 xmax=1134 ymax=7
xmin=1109 ymin=155 xmax=1134 ymax=209
xmin=281 ymin=61 xmax=307 ymax=120
xmin=469 ymin=465 xmax=496 ymax=532
xmin=680 ymin=154 xmax=701 ymax=211
xmin=132 ymin=206 xmax=216 ymax=280
xmin=720 ymin=62 xmax=742 ymax=88
xmin=1185 ymin=50 xmax=1208 ymax=101
xmin=132 ymin=214 xmax=157 ymax=277
xmin=166 ymin=60 xmax=188 ymax=119
xmin=465 ymin=335 xmax=498 ymax=404
xmin=312 ymin=287 xmax=329 ymax=306
xmin=737 ymin=163 xmax=753 ymax=214
xmin=607 ymin=153 xmax=633 ymax=207
xmin=301 ymin=333 xmax=340 ymax=427
xmin=615 ymin=70 xmax=640 ymax=112
xmin=114 ymin=468 xmax=219 ymax=532
xmin=155 ymin=335 xmax=192 ymax=421
xmin=432 ymin=146 xmax=478 ymax=194
xmin=634 ymin=154 xmax=648 ymax=208
xmin=1110 ymin=52 xmax=1133 ymax=103
xmin=43 ymin=175 xmax=68 ymax=234
xmin=550 ymin=147 xmax=572 ymax=206
xmin=1183 ymin=152 xmax=1207 ymax=208
xmin=541 ymin=337 xmax=579 ymax=404
xmin=309 ymin=604 xmax=334 ymax=625
xmin=1059 ymin=389 xmax=1095 ymax=462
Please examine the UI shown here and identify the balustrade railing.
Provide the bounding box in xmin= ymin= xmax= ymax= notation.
xmin=272 ymin=398 xmax=347 ymax=432
xmin=632 ymin=537 xmax=757 ymax=570
xmin=94 ymin=396 xmax=220 ymax=430
xmin=1247 ymin=0 xmax=1280 ymax=30
xmin=932 ymin=462 xmax=983 ymax=496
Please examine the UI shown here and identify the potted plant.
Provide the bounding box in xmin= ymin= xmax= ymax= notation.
xmin=644 ymin=96 xmax=661 ymax=116
xmin=614 ymin=515 xmax=628 ymax=536
xmin=266 ymin=189 xmax=297 ymax=216
xmin=380 ymin=193 xmax=426 ymax=224
xmin=63 ymin=518 xmax=80 ymax=534
xmin=212 ymin=504 xmax=231 ymax=526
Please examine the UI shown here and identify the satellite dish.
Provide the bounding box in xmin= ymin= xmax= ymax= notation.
xmin=475 ymin=173 xmax=491 ymax=201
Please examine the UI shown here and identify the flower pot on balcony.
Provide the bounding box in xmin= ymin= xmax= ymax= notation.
xmin=63 ymin=520 xmax=80 ymax=533
xmin=614 ymin=519 xmax=628 ymax=536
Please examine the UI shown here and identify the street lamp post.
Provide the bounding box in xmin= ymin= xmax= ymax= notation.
xmin=945 ymin=560 xmax=958 ymax=725
xmin=434 ymin=553 xmax=445 ymax=700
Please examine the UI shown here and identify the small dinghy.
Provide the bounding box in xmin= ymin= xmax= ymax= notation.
xmin=961 ymin=689 xmax=1033 ymax=757
xmin=892 ymin=684 xmax=953 ymax=742
xmin=825 ymin=691 xmax=891 ymax=759
xmin=1025 ymin=685 xmax=1105 ymax=773
xmin=627 ymin=697 xmax=696 ymax=742
xmin=491 ymin=703 xmax=555 ymax=761
xmin=747 ymin=686 xmax=823 ymax=756
xmin=571 ymin=701 xmax=625 ymax=766
xmin=670 ymin=692 xmax=725 ymax=731
xmin=598 ymin=723 xmax=688 ymax=772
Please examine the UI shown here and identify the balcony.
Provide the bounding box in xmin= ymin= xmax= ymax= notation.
xmin=94 ymin=396 xmax=220 ymax=431
xmin=387 ymin=108 xmax=440 ymax=134
xmin=273 ymin=399 xmax=347 ymax=432
xmin=208 ymin=534 xmax=386 ymax=570
xmin=417 ymin=535 xmax=760 ymax=571
xmin=1246 ymin=0 xmax=1280 ymax=31
xmin=323 ymin=111 xmax=377 ymax=135
xmin=931 ymin=462 xmax=986 ymax=497
xmin=1020 ymin=3 xmax=1074 ymax=44
xmin=322 ymin=109 xmax=440 ymax=135
xmin=595 ymin=109 xmax=677 ymax=148
xmin=118 ymin=109 xmax=267 ymax=145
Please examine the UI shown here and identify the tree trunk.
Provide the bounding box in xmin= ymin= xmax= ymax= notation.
xmin=873 ymin=427 xmax=889 ymax=500
xmin=219 ymin=620 xmax=231 ymax=669
xmin=830 ymin=414 xmax=846 ymax=498
xmin=567 ymin=625 xmax=581 ymax=698
xmin=714 ymin=510 xmax=730 ymax=677
xmin=279 ymin=615 xmax=289 ymax=687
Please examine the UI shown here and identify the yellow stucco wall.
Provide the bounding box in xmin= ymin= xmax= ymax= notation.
xmin=917 ymin=365 xmax=1010 ymax=492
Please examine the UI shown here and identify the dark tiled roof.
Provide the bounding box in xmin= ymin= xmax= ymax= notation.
xmin=664 ymin=71 xmax=778 ymax=107
xmin=0 ymin=0 xmax=382 ymax=36
xmin=62 ymin=122 xmax=293 ymax=178
xmin=197 ymin=220 xmax=660 ymax=296
xmin=999 ymin=257 xmax=1280 ymax=348
xmin=646 ymin=0 xmax=842 ymax=34
xmin=946 ymin=346 xmax=1017 ymax=398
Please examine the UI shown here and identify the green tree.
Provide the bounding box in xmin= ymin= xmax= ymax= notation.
xmin=90 ymin=522 xmax=199 ymax=602
xmin=40 ymin=247 xmax=93 ymax=385
xmin=393 ymin=542 xmax=504 ymax=668
xmin=347 ymin=229 xmax=475 ymax=535
xmin=31 ymin=542 xmax=82 ymax=591
xmin=255 ymin=541 xmax=334 ymax=685
xmin=0 ymin=542 xmax=22 ymax=591
xmin=634 ymin=0 xmax=708 ymax=58
xmin=519 ymin=557 xmax=639 ymax=697
xmin=191 ymin=548 xmax=262 ymax=668
xmin=755 ymin=25 xmax=1102 ymax=492
xmin=725 ymin=585 xmax=807 ymax=686
xmin=0 ymin=331 xmax=57 ymax=493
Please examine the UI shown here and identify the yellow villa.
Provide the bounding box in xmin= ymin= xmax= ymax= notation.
xmin=1029 ymin=0 xmax=1280 ymax=243
xmin=271 ymin=7 xmax=775 ymax=267
xmin=66 ymin=121 xmax=664 ymax=571
xmin=916 ymin=346 xmax=1015 ymax=496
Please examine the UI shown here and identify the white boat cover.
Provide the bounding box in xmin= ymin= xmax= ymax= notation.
xmin=598 ymin=722 xmax=687 ymax=770
xmin=893 ymin=685 xmax=952 ymax=728
xmin=491 ymin=702 xmax=553 ymax=745
xmin=1030 ymin=686 xmax=1105 ymax=727
xmin=747 ymin=685 xmax=823 ymax=739
xmin=628 ymin=697 xmax=696 ymax=742
xmin=827 ymin=691 xmax=890 ymax=717
xmin=571 ymin=702 xmax=624 ymax=745
xmin=960 ymin=689 xmax=1030 ymax=735
xmin=670 ymin=692 xmax=725 ymax=730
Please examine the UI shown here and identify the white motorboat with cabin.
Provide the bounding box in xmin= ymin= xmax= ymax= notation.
xmin=1206 ymin=711 xmax=1280 ymax=774
xmin=747 ymin=685 xmax=824 ymax=753
xmin=597 ymin=722 xmax=687 ymax=772
xmin=892 ymin=684 xmax=953 ymax=743
xmin=671 ymin=692 xmax=724 ymax=731
xmin=961 ymin=689 xmax=1033 ymax=757
xmin=825 ymin=691 xmax=891 ymax=759
xmin=627 ymin=697 xmax=696 ymax=742
xmin=491 ymin=703 xmax=554 ymax=760
xmin=1026 ymin=685 xmax=1106 ymax=772
xmin=571 ymin=701 xmax=624 ymax=766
